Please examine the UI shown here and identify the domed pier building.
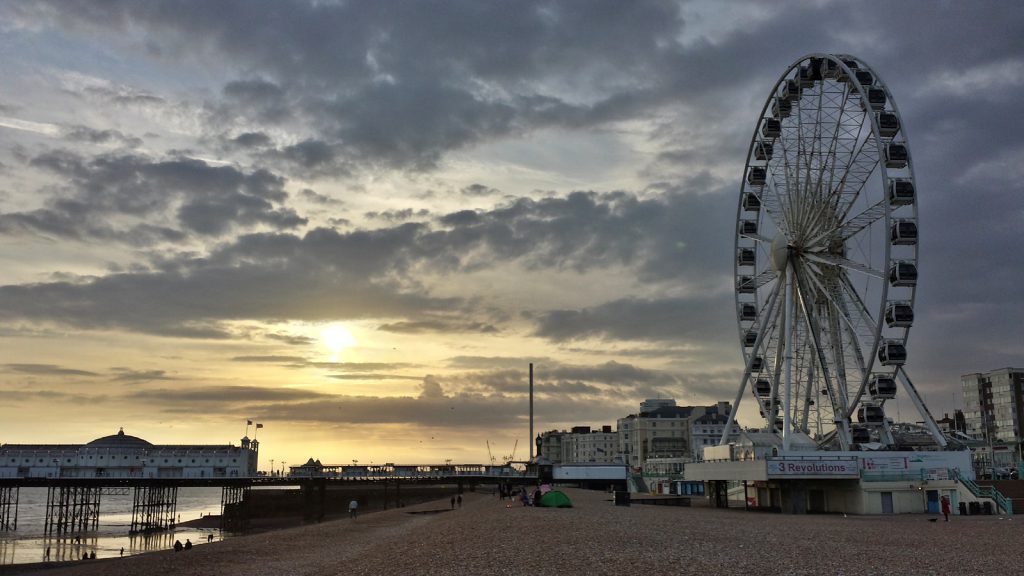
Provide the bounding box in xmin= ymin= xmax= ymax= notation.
xmin=0 ymin=428 xmax=258 ymax=479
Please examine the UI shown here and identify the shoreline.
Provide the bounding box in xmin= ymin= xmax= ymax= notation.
xmin=0 ymin=492 xmax=460 ymax=575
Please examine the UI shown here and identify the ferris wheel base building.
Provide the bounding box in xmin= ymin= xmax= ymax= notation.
xmin=686 ymin=438 xmax=978 ymax=515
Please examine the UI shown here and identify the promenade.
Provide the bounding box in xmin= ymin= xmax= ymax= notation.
xmin=2 ymin=488 xmax=1020 ymax=575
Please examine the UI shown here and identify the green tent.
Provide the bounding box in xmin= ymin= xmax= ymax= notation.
xmin=538 ymin=490 xmax=573 ymax=508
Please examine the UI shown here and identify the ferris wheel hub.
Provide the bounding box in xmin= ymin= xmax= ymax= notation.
xmin=770 ymin=235 xmax=790 ymax=272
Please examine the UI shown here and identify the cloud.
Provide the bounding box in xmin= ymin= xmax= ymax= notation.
xmin=4 ymin=363 xmax=100 ymax=377
xmin=64 ymin=125 xmax=143 ymax=147
xmin=1 ymin=150 xmax=306 ymax=242
xmin=231 ymin=355 xmax=308 ymax=363
xmin=129 ymin=385 xmax=327 ymax=405
xmin=377 ymin=319 xmax=499 ymax=335
xmin=110 ymin=368 xmax=176 ymax=382
xmin=0 ymin=189 xmax=730 ymax=339
xmin=461 ymin=183 xmax=500 ymax=197
xmin=534 ymin=295 xmax=734 ymax=344
xmin=264 ymin=332 xmax=316 ymax=346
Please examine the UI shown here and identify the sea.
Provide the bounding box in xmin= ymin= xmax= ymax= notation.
xmin=0 ymin=487 xmax=225 ymax=565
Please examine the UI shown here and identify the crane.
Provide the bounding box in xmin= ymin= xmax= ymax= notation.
xmin=504 ymin=439 xmax=518 ymax=462
xmin=486 ymin=440 xmax=496 ymax=465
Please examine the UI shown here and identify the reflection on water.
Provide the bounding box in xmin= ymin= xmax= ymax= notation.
xmin=0 ymin=487 xmax=225 ymax=565
xmin=0 ymin=528 xmax=222 ymax=564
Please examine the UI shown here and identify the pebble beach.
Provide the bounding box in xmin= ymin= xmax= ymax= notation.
xmin=2 ymin=488 xmax=1020 ymax=576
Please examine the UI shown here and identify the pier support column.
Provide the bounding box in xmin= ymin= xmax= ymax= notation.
xmin=130 ymin=485 xmax=178 ymax=533
xmin=220 ymin=485 xmax=251 ymax=532
xmin=0 ymin=486 xmax=17 ymax=531
xmin=301 ymin=478 xmax=326 ymax=523
xmin=44 ymin=486 xmax=101 ymax=534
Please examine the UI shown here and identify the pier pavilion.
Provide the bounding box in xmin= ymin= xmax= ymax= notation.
xmin=0 ymin=428 xmax=258 ymax=480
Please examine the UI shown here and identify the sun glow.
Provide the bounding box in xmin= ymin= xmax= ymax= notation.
xmin=320 ymin=324 xmax=357 ymax=360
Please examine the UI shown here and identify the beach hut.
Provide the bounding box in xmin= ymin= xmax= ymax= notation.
xmin=538 ymin=490 xmax=573 ymax=508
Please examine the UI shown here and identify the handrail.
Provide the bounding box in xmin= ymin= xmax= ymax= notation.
xmin=951 ymin=469 xmax=1013 ymax=516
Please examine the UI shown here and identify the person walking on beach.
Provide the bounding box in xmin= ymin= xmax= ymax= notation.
xmin=457 ymin=494 xmax=462 ymax=508
xmin=120 ymin=547 xmax=124 ymax=557
xmin=941 ymin=495 xmax=951 ymax=522
xmin=349 ymin=498 xmax=359 ymax=519
xmin=45 ymin=546 xmax=50 ymax=561
xmin=450 ymin=496 xmax=456 ymax=509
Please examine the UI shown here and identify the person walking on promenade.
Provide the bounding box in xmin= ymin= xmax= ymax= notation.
xmin=941 ymin=495 xmax=951 ymax=522
xmin=457 ymin=494 xmax=462 ymax=508
xmin=349 ymin=498 xmax=359 ymax=519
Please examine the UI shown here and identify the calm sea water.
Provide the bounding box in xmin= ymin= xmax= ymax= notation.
xmin=0 ymin=487 xmax=225 ymax=565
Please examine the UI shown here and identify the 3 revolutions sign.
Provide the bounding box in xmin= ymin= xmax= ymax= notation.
xmin=767 ymin=458 xmax=859 ymax=478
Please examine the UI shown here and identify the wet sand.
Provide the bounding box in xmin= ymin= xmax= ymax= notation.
xmin=2 ymin=489 xmax=1020 ymax=575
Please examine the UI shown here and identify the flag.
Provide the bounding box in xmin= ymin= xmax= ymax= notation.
xmin=256 ymin=423 xmax=264 ymax=429
xmin=247 ymin=420 xmax=253 ymax=425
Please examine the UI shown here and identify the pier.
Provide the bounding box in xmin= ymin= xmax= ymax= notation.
xmin=0 ymin=464 xmax=541 ymax=535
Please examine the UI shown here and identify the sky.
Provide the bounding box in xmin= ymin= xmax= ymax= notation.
xmin=1 ymin=1 xmax=1022 ymax=469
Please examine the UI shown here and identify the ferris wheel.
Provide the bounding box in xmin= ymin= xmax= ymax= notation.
xmin=723 ymin=54 xmax=945 ymax=451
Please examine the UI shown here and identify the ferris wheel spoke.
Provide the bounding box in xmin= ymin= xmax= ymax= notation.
xmin=793 ymin=264 xmax=848 ymax=422
xmin=742 ymin=231 xmax=773 ymax=244
xmin=833 ymin=286 xmax=872 ymax=409
xmin=745 ymin=278 xmax=785 ymax=362
xmin=802 ymin=252 xmax=884 ymax=279
xmin=798 ymin=261 xmax=864 ymax=348
xmin=804 ymin=197 xmax=887 ymax=248
xmin=832 ymin=131 xmax=881 ymax=222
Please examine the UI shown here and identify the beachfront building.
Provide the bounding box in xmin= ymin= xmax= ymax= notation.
xmin=690 ymin=411 xmax=742 ymax=460
xmin=962 ymin=368 xmax=1024 ymax=443
xmin=690 ymin=434 xmax=981 ymax=515
xmin=0 ymin=428 xmax=259 ymax=479
xmin=935 ymin=410 xmax=967 ymax=435
xmin=537 ymin=426 xmax=618 ymax=464
xmin=962 ymin=368 xmax=1024 ymax=475
xmin=617 ymin=401 xmax=735 ymax=469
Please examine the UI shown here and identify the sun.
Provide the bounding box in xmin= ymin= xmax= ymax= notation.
xmin=320 ymin=324 xmax=357 ymax=360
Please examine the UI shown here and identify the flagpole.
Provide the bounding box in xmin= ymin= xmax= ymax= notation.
xmin=245 ymin=419 xmax=251 ymax=438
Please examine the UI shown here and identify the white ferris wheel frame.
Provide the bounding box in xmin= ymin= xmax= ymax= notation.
xmin=720 ymin=53 xmax=946 ymax=451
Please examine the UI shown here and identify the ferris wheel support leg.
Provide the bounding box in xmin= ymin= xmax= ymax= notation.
xmin=720 ymin=280 xmax=784 ymax=446
xmin=895 ymin=368 xmax=948 ymax=448
xmin=879 ymin=420 xmax=896 ymax=446
xmin=782 ymin=262 xmax=795 ymax=451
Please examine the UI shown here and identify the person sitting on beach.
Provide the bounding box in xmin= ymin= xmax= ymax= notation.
xmin=184 ymin=539 xmax=192 ymax=550
xmin=89 ymin=551 xmax=96 ymax=559
xmin=174 ymin=540 xmax=183 ymax=552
